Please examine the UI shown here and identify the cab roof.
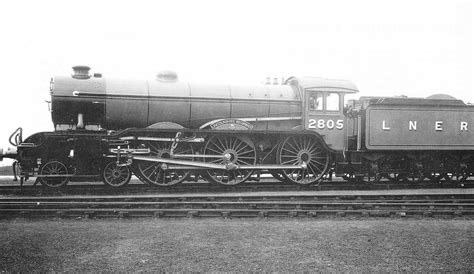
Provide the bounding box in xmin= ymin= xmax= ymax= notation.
xmin=296 ymin=77 xmax=359 ymax=93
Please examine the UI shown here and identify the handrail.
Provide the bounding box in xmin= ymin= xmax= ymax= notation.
xmin=9 ymin=127 xmax=22 ymax=147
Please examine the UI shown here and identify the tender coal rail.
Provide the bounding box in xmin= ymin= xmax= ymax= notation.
xmin=0 ymin=179 xmax=472 ymax=196
xmin=1 ymin=192 xmax=473 ymax=219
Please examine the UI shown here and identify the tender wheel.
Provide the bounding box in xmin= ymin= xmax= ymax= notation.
xmin=397 ymin=172 xmax=425 ymax=183
xmin=102 ymin=161 xmax=131 ymax=187
xmin=429 ymin=172 xmax=467 ymax=184
xmin=278 ymin=135 xmax=330 ymax=185
xmin=356 ymin=173 xmax=382 ymax=184
xmin=38 ymin=160 xmax=69 ymax=188
xmin=342 ymin=173 xmax=358 ymax=183
xmin=454 ymin=170 xmax=469 ymax=183
xmin=133 ymin=140 xmax=193 ymax=186
xmin=384 ymin=173 xmax=402 ymax=182
xmin=451 ymin=163 xmax=469 ymax=183
xmin=204 ymin=135 xmax=257 ymax=185
xmin=341 ymin=165 xmax=359 ymax=183
xmin=428 ymin=172 xmax=452 ymax=183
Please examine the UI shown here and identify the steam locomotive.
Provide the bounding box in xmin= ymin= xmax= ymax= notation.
xmin=1 ymin=66 xmax=473 ymax=188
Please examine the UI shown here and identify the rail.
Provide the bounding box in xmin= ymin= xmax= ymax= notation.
xmin=0 ymin=191 xmax=473 ymax=219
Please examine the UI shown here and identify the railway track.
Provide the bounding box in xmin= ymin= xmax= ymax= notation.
xmin=0 ymin=178 xmax=472 ymax=196
xmin=1 ymin=190 xmax=473 ymax=219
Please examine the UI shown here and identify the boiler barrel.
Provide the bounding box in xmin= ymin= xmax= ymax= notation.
xmin=51 ymin=76 xmax=302 ymax=130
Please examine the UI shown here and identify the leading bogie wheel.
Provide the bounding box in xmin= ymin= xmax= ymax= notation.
xmin=102 ymin=161 xmax=132 ymax=187
xmin=278 ymin=135 xmax=330 ymax=185
xmin=38 ymin=160 xmax=69 ymax=188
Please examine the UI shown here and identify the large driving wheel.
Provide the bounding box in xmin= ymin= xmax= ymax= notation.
xmin=278 ymin=135 xmax=330 ymax=185
xmin=204 ymin=135 xmax=257 ymax=185
xmin=102 ymin=161 xmax=132 ymax=187
xmin=133 ymin=140 xmax=193 ymax=186
xmin=38 ymin=160 xmax=69 ymax=188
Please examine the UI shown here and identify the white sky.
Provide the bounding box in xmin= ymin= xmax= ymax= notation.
xmin=0 ymin=0 xmax=472 ymax=165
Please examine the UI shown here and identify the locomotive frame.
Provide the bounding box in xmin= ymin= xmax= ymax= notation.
xmin=1 ymin=66 xmax=473 ymax=188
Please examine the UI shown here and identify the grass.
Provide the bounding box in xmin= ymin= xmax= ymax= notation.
xmin=0 ymin=218 xmax=472 ymax=272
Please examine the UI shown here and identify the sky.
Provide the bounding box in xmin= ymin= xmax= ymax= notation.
xmin=0 ymin=0 xmax=472 ymax=165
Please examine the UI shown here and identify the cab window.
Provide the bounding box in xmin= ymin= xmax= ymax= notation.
xmin=309 ymin=93 xmax=323 ymax=110
xmin=326 ymin=93 xmax=340 ymax=111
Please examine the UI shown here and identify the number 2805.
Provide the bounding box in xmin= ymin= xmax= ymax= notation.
xmin=308 ymin=119 xmax=344 ymax=130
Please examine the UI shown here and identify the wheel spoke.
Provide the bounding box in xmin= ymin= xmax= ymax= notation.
xmin=208 ymin=158 xmax=223 ymax=164
xmin=310 ymin=159 xmax=327 ymax=166
xmin=133 ymin=138 xmax=193 ymax=186
xmin=216 ymin=137 xmax=227 ymax=152
xmin=236 ymin=149 xmax=255 ymax=155
xmin=236 ymin=159 xmax=251 ymax=165
xmin=279 ymin=136 xmax=328 ymax=185
xmin=282 ymin=147 xmax=298 ymax=156
xmin=204 ymin=135 xmax=255 ymax=185
xmin=286 ymin=141 xmax=300 ymax=155
xmin=206 ymin=146 xmax=223 ymax=155
xmin=231 ymin=138 xmax=241 ymax=151
xmin=39 ymin=160 xmax=69 ymax=188
xmin=309 ymin=162 xmax=323 ymax=173
xmin=141 ymin=163 xmax=157 ymax=174
xmin=307 ymin=164 xmax=318 ymax=175
xmin=102 ymin=162 xmax=131 ymax=187
xmin=235 ymin=142 xmax=251 ymax=153
xmin=281 ymin=158 xmax=299 ymax=165
xmin=234 ymin=140 xmax=247 ymax=153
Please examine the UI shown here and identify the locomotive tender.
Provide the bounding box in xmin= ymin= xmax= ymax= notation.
xmin=1 ymin=66 xmax=473 ymax=187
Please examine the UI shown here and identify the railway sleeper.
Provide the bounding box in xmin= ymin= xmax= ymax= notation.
xmin=0 ymin=208 xmax=473 ymax=219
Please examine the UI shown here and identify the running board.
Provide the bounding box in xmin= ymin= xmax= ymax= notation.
xmin=120 ymin=136 xmax=205 ymax=143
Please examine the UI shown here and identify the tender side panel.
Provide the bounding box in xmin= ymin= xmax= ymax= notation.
xmin=365 ymin=105 xmax=474 ymax=150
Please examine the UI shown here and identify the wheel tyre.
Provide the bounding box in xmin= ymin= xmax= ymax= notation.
xmin=102 ymin=161 xmax=132 ymax=187
xmin=132 ymin=139 xmax=193 ymax=187
xmin=278 ymin=135 xmax=330 ymax=185
xmin=203 ymin=135 xmax=256 ymax=186
xmin=38 ymin=160 xmax=69 ymax=188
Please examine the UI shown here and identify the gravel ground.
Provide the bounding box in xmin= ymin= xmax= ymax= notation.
xmin=0 ymin=218 xmax=472 ymax=272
